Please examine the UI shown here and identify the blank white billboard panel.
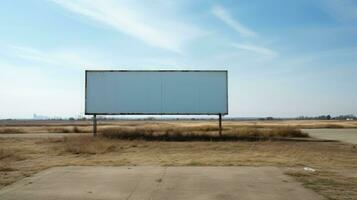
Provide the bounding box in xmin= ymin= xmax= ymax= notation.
xmin=85 ymin=70 xmax=228 ymax=115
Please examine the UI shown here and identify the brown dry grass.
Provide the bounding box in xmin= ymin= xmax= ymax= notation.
xmin=1 ymin=136 xmax=357 ymax=193
xmin=286 ymin=170 xmax=357 ymax=200
xmin=0 ymin=121 xmax=310 ymax=141
xmin=0 ymin=120 xmax=357 ymax=199
xmin=1 ymin=120 xmax=356 ymax=134
xmin=223 ymin=120 xmax=357 ymax=129
xmin=52 ymin=136 xmax=117 ymax=154
xmin=46 ymin=126 xmax=92 ymax=133
xmin=100 ymin=126 xmax=307 ymax=141
xmin=0 ymin=128 xmax=25 ymax=134
xmin=0 ymin=148 xmax=15 ymax=160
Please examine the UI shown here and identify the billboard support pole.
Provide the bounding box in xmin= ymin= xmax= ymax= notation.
xmin=93 ymin=114 xmax=97 ymax=137
xmin=218 ymin=114 xmax=222 ymax=136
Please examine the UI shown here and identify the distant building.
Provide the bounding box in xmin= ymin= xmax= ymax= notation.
xmin=33 ymin=114 xmax=49 ymax=120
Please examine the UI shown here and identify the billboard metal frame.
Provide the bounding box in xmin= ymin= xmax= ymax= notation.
xmin=84 ymin=69 xmax=228 ymax=136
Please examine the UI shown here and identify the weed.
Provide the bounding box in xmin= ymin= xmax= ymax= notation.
xmin=0 ymin=128 xmax=25 ymax=134
xmin=287 ymin=170 xmax=357 ymax=200
xmin=62 ymin=136 xmax=116 ymax=154
xmin=100 ymin=126 xmax=308 ymax=141
xmin=0 ymin=148 xmax=26 ymax=161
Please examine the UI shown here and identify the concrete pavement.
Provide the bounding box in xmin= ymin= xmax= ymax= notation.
xmin=303 ymin=129 xmax=357 ymax=144
xmin=0 ymin=166 xmax=323 ymax=200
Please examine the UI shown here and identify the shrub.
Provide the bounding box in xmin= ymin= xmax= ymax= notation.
xmin=61 ymin=136 xmax=116 ymax=154
xmin=100 ymin=126 xmax=308 ymax=141
xmin=0 ymin=128 xmax=25 ymax=134
xmin=47 ymin=126 xmax=91 ymax=133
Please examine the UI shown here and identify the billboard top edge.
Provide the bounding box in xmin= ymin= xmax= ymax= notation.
xmin=85 ymin=69 xmax=228 ymax=73
xmin=84 ymin=112 xmax=228 ymax=115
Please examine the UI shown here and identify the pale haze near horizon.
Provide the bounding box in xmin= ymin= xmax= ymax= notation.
xmin=0 ymin=0 xmax=356 ymax=119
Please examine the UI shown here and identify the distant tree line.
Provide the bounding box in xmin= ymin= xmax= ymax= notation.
xmin=257 ymin=115 xmax=356 ymax=121
xmin=296 ymin=114 xmax=356 ymax=120
xmin=43 ymin=115 xmax=357 ymax=121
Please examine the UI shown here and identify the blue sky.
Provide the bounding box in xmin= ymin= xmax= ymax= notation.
xmin=0 ymin=0 xmax=356 ymax=118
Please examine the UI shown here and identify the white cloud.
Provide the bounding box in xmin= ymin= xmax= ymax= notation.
xmin=51 ymin=0 xmax=205 ymax=53
xmin=212 ymin=5 xmax=257 ymax=37
xmin=10 ymin=45 xmax=99 ymax=69
xmin=232 ymin=43 xmax=278 ymax=58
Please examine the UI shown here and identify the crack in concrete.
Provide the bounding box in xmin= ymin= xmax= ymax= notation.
xmin=148 ymin=167 xmax=167 ymax=200
xmin=125 ymin=174 xmax=142 ymax=200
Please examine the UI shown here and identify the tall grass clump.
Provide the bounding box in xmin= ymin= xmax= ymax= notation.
xmin=0 ymin=128 xmax=25 ymax=134
xmin=47 ymin=126 xmax=91 ymax=133
xmin=57 ymin=136 xmax=116 ymax=154
xmin=100 ymin=126 xmax=308 ymax=141
xmin=0 ymin=148 xmax=26 ymax=161
xmin=0 ymin=148 xmax=13 ymax=160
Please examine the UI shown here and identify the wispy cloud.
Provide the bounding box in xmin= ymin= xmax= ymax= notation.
xmin=11 ymin=46 xmax=59 ymax=64
xmin=212 ymin=5 xmax=257 ymax=37
xmin=232 ymin=43 xmax=278 ymax=58
xmin=51 ymin=0 xmax=205 ymax=53
xmin=10 ymin=45 xmax=98 ymax=68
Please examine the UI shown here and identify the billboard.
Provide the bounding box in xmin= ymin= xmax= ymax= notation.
xmin=85 ymin=70 xmax=228 ymax=115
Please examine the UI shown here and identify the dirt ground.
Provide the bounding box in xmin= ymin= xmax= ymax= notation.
xmin=1 ymin=120 xmax=357 ymax=200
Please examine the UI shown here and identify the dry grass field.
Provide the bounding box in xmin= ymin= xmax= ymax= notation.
xmin=1 ymin=119 xmax=357 ymax=134
xmin=1 ymin=120 xmax=357 ymax=200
